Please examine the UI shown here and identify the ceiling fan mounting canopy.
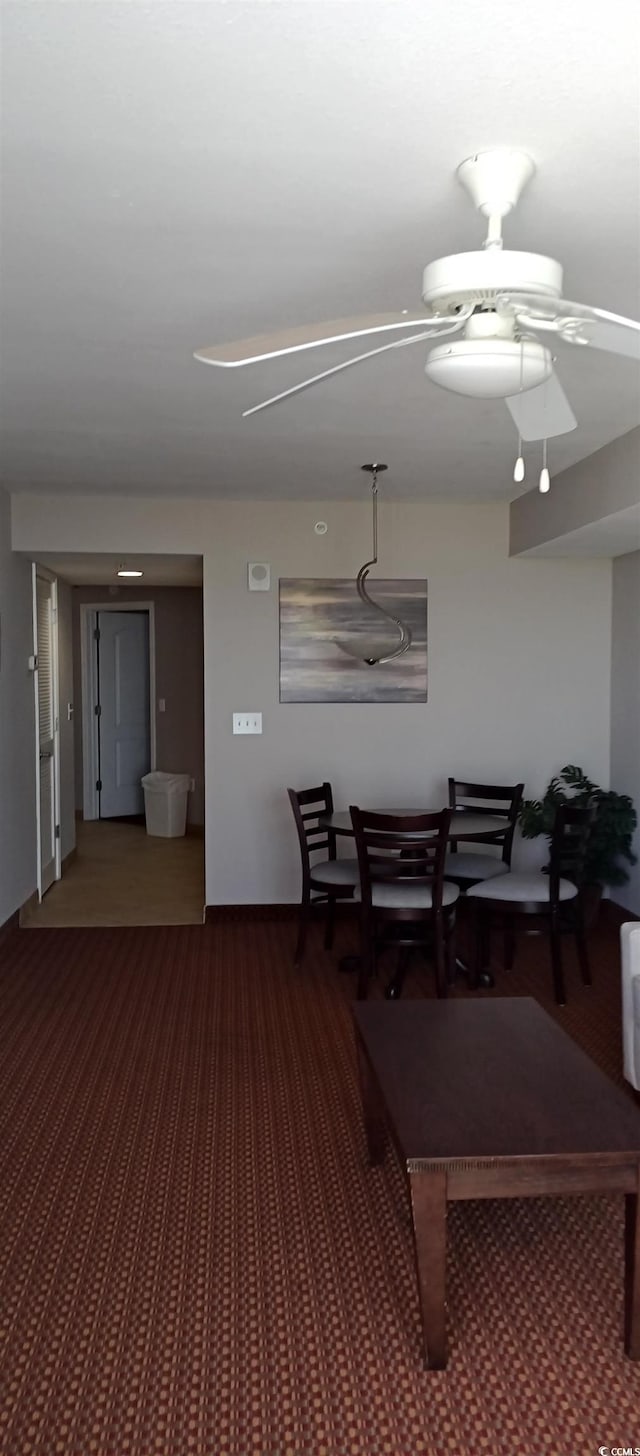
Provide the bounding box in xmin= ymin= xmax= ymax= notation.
xmin=456 ymin=148 xmax=536 ymax=220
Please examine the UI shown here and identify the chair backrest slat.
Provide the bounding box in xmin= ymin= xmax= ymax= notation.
xmin=448 ymin=778 xmax=524 ymax=864
xmin=350 ymin=806 xmax=451 ymax=914
xmin=549 ymin=803 xmax=594 ymax=899
xmin=288 ymin=782 xmax=335 ymax=875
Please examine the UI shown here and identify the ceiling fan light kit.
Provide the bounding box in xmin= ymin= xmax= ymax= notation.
xmin=195 ymin=146 xmax=640 ymax=468
xmin=425 ymin=337 xmax=553 ymax=399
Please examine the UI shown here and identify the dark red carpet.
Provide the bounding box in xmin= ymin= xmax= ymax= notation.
xmin=1 ymin=915 xmax=639 ymax=1455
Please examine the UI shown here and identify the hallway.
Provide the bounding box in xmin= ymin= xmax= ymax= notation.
xmin=20 ymin=820 xmax=205 ymax=927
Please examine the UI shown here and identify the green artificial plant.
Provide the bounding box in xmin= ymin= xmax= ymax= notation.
xmin=519 ymin=763 xmax=637 ymax=889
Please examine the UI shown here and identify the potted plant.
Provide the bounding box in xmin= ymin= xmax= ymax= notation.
xmin=519 ymin=764 xmax=637 ymax=923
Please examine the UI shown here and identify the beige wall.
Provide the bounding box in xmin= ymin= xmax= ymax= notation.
xmin=72 ymin=586 xmax=204 ymax=825
xmin=611 ymin=550 xmax=640 ymax=915
xmin=0 ymin=488 xmax=37 ymax=924
xmin=11 ymin=491 xmax=614 ymax=905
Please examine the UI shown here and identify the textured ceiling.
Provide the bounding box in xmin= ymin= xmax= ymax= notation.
xmin=1 ymin=0 xmax=639 ymax=502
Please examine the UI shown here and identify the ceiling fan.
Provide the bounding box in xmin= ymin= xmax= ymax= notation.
xmin=194 ymin=147 xmax=640 ymax=448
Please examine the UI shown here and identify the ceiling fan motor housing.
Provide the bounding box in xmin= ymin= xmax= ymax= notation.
xmin=422 ymin=250 xmax=563 ymax=314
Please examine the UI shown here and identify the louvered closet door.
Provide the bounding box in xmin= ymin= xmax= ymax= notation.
xmin=35 ymin=573 xmax=57 ymax=895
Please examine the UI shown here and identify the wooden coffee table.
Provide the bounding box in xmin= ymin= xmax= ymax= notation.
xmin=353 ymin=997 xmax=640 ymax=1369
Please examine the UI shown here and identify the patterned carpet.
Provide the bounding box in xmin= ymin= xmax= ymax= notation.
xmin=1 ymin=912 xmax=639 ymax=1456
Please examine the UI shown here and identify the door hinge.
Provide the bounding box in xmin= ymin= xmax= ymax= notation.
xmin=96 ymin=779 xmax=102 ymax=792
xmin=93 ymin=628 xmax=101 ymax=642
xmin=94 ymin=704 xmax=102 ymax=717
xmin=55 ymin=824 xmax=60 ymax=840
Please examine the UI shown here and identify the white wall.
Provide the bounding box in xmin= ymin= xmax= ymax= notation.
xmin=0 ymin=489 xmax=37 ymax=925
xmin=12 ymin=492 xmax=613 ymax=905
xmin=611 ymin=550 xmax=640 ymax=915
xmin=510 ymin=426 xmax=640 ymax=557
xmin=56 ymin=578 xmax=76 ymax=862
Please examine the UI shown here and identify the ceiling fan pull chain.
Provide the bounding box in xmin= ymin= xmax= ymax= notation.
xmin=539 ymin=439 xmax=551 ymax=493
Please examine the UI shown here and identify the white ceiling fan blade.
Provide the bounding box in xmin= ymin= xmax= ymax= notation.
xmin=242 ymin=316 xmax=469 ymax=418
xmin=194 ymin=309 xmax=468 ymax=368
xmin=505 ymin=369 xmax=577 ymax=441
xmin=497 ymin=292 xmax=640 ymax=362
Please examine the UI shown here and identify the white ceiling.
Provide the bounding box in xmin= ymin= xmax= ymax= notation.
xmin=1 ymin=0 xmax=639 ymax=503
xmin=33 ymin=552 xmax=203 ymax=587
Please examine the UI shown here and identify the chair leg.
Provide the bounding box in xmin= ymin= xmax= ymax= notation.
xmin=504 ymin=919 xmax=516 ymax=971
xmin=575 ymin=903 xmax=592 ymax=987
xmin=357 ymin=919 xmax=375 ymax=1000
xmin=385 ymin=946 xmax=411 ymax=999
xmin=445 ymin=909 xmax=457 ymax=987
xmin=294 ymin=891 xmax=312 ymax=968
xmin=434 ymin=916 xmax=448 ymax=999
xmin=549 ymin=913 xmax=567 ymax=1006
xmin=324 ymin=893 xmax=336 ymax=950
xmin=473 ymin=904 xmax=488 ymax=988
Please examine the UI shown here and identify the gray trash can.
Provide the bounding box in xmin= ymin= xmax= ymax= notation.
xmin=141 ymin=772 xmax=190 ymax=837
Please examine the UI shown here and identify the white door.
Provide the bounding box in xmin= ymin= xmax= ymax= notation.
xmin=97 ymin=611 xmax=150 ymax=818
xmin=34 ymin=571 xmax=59 ymax=896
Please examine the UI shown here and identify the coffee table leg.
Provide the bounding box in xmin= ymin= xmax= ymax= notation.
xmin=356 ymin=1041 xmax=387 ymax=1166
xmin=408 ymin=1170 xmax=447 ymax=1369
xmin=625 ymin=1167 xmax=640 ymax=1359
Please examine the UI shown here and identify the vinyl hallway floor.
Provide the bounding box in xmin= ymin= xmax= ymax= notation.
xmin=19 ymin=819 xmax=205 ymax=927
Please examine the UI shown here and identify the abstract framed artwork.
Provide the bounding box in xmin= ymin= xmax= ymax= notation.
xmin=279 ymin=578 xmax=428 ymax=704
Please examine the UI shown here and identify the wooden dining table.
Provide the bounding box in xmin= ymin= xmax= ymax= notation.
xmin=320 ymin=809 xmax=511 ymax=842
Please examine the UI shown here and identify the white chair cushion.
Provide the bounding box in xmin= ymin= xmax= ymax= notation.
xmin=310 ymin=857 xmax=360 ymax=887
xmin=466 ymin=872 xmax=578 ymax=903
xmin=444 ymin=852 xmax=509 ymax=882
xmin=354 ymin=880 xmax=460 ymax=909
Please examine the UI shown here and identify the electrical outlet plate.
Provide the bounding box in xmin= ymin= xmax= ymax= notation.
xmin=232 ymin=712 xmax=262 ymax=735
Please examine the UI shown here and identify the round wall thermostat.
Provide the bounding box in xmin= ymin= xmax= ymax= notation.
xmin=314 ymin=521 xmax=328 ymax=535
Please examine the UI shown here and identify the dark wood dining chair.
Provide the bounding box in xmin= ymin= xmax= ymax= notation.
xmin=466 ymin=802 xmax=594 ymax=1005
xmin=287 ymin=783 xmax=359 ymax=967
xmin=444 ymin=778 xmax=524 ymax=889
xmin=350 ymin=806 xmax=459 ymax=1001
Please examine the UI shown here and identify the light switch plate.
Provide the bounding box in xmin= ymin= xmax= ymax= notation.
xmin=233 ymin=712 xmax=262 ymax=735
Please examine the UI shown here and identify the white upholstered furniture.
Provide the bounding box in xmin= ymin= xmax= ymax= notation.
xmin=621 ymin=921 xmax=640 ymax=1092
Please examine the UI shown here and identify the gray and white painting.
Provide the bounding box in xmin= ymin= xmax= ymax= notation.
xmin=279 ymin=578 xmax=428 ymax=703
